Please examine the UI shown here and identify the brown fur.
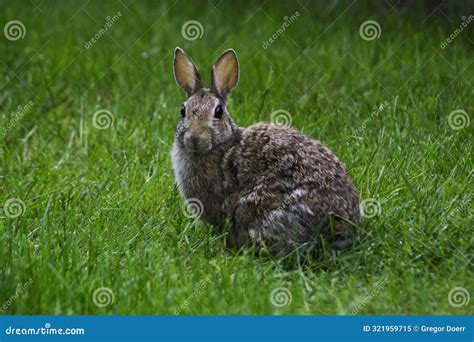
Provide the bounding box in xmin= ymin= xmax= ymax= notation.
xmin=172 ymin=48 xmax=360 ymax=255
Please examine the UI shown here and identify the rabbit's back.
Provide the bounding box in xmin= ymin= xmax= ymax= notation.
xmin=224 ymin=123 xmax=360 ymax=251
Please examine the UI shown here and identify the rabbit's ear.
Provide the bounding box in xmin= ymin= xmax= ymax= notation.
xmin=211 ymin=49 xmax=239 ymax=99
xmin=174 ymin=47 xmax=204 ymax=96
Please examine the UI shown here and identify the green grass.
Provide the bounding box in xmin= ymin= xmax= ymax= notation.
xmin=1 ymin=0 xmax=472 ymax=315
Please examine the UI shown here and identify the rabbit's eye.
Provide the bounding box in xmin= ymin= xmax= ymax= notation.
xmin=214 ymin=105 xmax=223 ymax=119
xmin=180 ymin=104 xmax=186 ymax=118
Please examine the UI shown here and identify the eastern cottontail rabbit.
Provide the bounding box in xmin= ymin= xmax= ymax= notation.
xmin=172 ymin=47 xmax=360 ymax=254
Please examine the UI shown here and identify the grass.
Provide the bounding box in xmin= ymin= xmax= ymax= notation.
xmin=0 ymin=0 xmax=472 ymax=315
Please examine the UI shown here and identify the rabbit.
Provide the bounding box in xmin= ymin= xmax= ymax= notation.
xmin=171 ymin=47 xmax=360 ymax=255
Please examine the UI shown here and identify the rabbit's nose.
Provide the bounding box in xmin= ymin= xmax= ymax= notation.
xmin=184 ymin=133 xmax=208 ymax=153
xmin=187 ymin=134 xmax=199 ymax=147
